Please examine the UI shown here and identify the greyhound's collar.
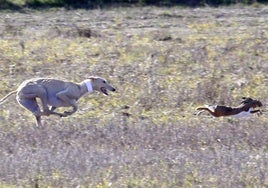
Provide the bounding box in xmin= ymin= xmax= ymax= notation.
xmin=84 ymin=79 xmax=93 ymax=93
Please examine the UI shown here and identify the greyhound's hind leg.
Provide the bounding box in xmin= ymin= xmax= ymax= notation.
xmin=35 ymin=115 xmax=42 ymax=127
xmin=17 ymin=98 xmax=43 ymax=126
xmin=18 ymin=84 xmax=50 ymax=115
xmin=17 ymin=98 xmax=40 ymax=115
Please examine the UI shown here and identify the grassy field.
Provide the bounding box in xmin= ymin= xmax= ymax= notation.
xmin=0 ymin=5 xmax=268 ymax=187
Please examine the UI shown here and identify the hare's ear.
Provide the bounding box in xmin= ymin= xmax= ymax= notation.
xmin=240 ymin=97 xmax=246 ymax=104
xmin=241 ymin=97 xmax=253 ymax=104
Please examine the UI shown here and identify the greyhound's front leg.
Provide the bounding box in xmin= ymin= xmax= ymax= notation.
xmin=46 ymin=106 xmax=68 ymax=117
xmin=42 ymin=110 xmax=68 ymax=117
xmin=63 ymin=99 xmax=78 ymax=116
xmin=56 ymin=91 xmax=78 ymax=116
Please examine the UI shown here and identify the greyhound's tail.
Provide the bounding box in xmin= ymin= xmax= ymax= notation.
xmin=0 ymin=90 xmax=17 ymax=105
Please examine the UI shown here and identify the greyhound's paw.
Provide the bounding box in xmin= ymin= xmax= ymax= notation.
xmin=64 ymin=111 xmax=73 ymax=115
xmin=59 ymin=113 xmax=68 ymax=118
xmin=42 ymin=110 xmax=51 ymax=116
xmin=60 ymin=111 xmax=73 ymax=117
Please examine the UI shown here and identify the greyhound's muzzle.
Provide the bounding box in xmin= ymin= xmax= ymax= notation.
xmin=101 ymin=87 xmax=116 ymax=95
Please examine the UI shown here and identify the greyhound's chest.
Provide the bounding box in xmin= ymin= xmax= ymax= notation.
xmin=46 ymin=92 xmax=78 ymax=107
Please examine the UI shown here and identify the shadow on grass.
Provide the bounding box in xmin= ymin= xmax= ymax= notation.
xmin=0 ymin=0 xmax=89 ymax=10
xmin=1 ymin=0 xmax=267 ymax=11
xmin=0 ymin=1 xmax=23 ymax=10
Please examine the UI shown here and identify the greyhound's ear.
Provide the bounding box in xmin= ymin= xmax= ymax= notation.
xmin=88 ymin=77 xmax=96 ymax=81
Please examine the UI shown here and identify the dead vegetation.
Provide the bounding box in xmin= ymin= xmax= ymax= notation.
xmin=0 ymin=6 xmax=267 ymax=187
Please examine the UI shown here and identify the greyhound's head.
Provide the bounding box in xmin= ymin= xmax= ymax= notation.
xmin=89 ymin=77 xmax=116 ymax=96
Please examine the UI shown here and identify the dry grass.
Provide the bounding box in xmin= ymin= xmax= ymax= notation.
xmin=0 ymin=5 xmax=268 ymax=187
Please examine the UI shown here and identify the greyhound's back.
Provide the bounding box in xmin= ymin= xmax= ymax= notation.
xmin=18 ymin=78 xmax=80 ymax=107
xmin=19 ymin=78 xmax=76 ymax=92
xmin=37 ymin=78 xmax=73 ymax=90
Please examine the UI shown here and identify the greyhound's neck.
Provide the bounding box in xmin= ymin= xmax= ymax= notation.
xmin=83 ymin=79 xmax=93 ymax=93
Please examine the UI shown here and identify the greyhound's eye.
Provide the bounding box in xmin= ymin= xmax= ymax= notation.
xmin=103 ymin=81 xmax=106 ymax=84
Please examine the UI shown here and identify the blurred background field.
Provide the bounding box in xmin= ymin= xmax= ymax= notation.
xmin=0 ymin=4 xmax=268 ymax=187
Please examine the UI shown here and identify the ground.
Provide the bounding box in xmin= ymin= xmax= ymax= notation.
xmin=0 ymin=5 xmax=267 ymax=187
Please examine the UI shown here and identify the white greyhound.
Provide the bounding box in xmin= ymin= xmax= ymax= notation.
xmin=0 ymin=76 xmax=116 ymax=126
